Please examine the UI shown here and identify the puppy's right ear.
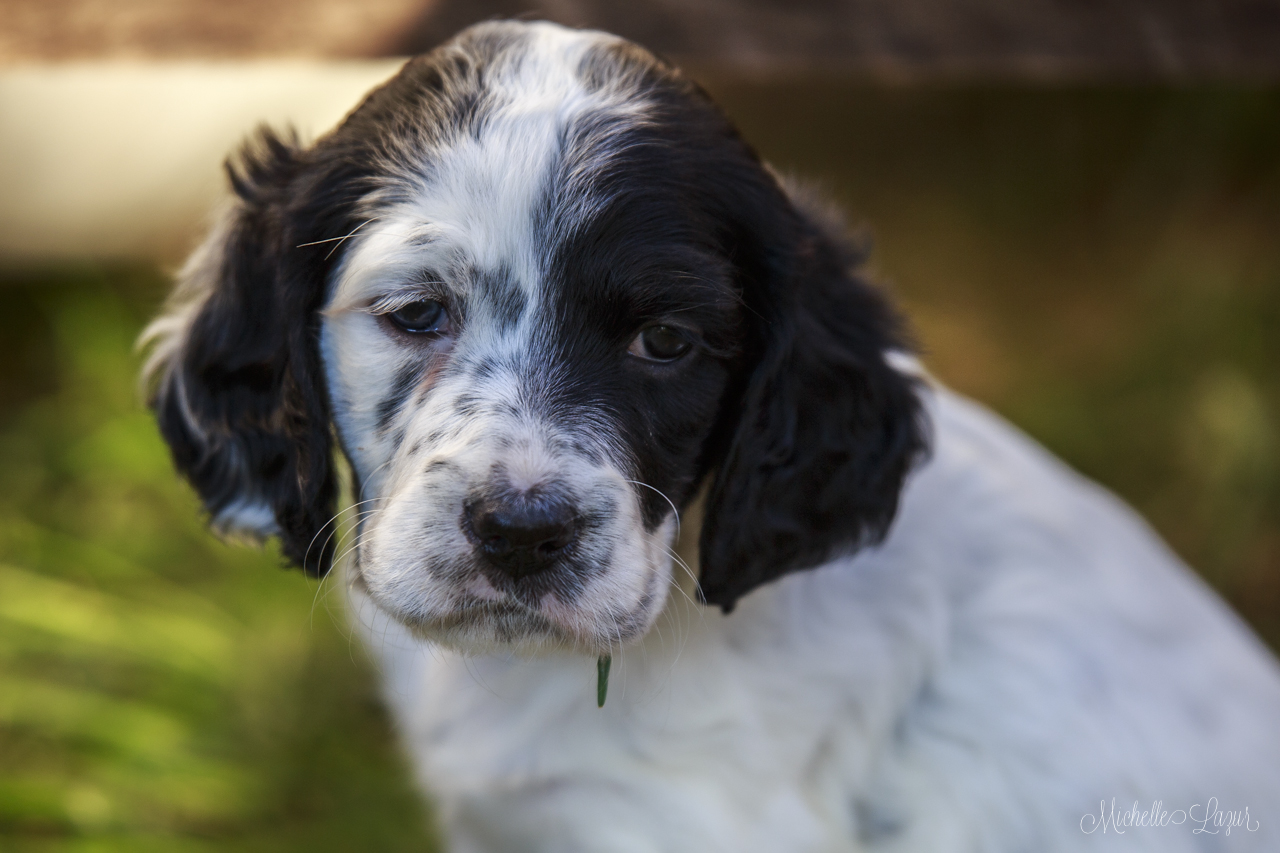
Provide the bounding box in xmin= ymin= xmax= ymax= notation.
xmin=141 ymin=129 xmax=338 ymax=575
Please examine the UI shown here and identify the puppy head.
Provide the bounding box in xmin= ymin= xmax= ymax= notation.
xmin=144 ymin=21 xmax=926 ymax=654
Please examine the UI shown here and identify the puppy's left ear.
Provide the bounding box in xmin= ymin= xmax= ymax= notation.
xmin=697 ymin=186 xmax=928 ymax=612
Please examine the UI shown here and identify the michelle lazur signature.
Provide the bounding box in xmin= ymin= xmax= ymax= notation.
xmin=1081 ymin=798 xmax=1260 ymax=836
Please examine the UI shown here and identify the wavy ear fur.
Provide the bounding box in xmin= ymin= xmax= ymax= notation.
xmin=142 ymin=129 xmax=339 ymax=575
xmin=697 ymin=185 xmax=928 ymax=612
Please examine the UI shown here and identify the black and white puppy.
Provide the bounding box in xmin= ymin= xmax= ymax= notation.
xmin=145 ymin=21 xmax=1280 ymax=852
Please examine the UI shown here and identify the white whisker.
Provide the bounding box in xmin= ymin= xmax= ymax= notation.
xmin=295 ymin=217 xmax=378 ymax=260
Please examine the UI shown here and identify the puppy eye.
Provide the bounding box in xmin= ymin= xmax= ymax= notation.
xmin=387 ymin=300 xmax=448 ymax=335
xmin=628 ymin=325 xmax=693 ymax=362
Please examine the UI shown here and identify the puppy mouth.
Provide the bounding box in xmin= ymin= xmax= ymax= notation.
xmin=428 ymin=599 xmax=567 ymax=637
xmin=417 ymin=596 xmax=647 ymax=654
xmin=350 ymin=564 xmax=614 ymax=650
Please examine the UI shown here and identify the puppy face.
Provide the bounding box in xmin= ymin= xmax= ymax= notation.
xmin=145 ymin=21 xmax=924 ymax=656
xmin=316 ymin=26 xmax=745 ymax=651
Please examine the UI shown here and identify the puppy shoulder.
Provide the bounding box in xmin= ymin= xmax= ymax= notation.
xmin=880 ymin=383 xmax=1280 ymax=809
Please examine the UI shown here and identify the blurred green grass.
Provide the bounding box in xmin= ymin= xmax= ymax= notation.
xmin=1 ymin=85 xmax=1278 ymax=849
xmin=0 ymin=270 xmax=436 ymax=849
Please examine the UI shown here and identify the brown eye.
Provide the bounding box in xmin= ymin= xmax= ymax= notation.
xmin=387 ymin=300 xmax=447 ymax=335
xmin=629 ymin=325 xmax=692 ymax=362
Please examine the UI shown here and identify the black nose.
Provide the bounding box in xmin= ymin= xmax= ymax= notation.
xmin=465 ymin=491 xmax=579 ymax=577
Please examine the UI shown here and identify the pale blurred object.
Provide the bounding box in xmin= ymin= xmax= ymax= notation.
xmin=0 ymin=0 xmax=427 ymax=62
xmin=4 ymin=0 xmax=1279 ymax=80
xmin=0 ymin=61 xmax=404 ymax=262
xmin=3 ymin=0 xmax=1279 ymax=263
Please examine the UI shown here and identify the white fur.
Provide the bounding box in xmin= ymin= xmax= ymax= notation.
xmin=352 ymin=382 xmax=1280 ymax=852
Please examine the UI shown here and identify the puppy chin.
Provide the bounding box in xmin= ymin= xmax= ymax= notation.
xmin=349 ymin=557 xmax=673 ymax=657
xmin=405 ymin=602 xmax=584 ymax=657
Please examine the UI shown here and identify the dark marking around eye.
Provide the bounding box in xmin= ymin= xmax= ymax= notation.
xmin=377 ymin=362 xmax=422 ymax=432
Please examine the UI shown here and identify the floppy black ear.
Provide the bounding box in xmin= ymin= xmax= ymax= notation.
xmin=143 ymin=129 xmax=338 ymax=575
xmin=697 ymin=186 xmax=928 ymax=612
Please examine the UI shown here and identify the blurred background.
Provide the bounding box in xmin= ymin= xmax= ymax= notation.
xmin=1 ymin=1 xmax=1278 ymax=850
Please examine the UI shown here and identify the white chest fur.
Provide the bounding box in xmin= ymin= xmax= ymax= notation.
xmin=351 ymin=386 xmax=1280 ymax=852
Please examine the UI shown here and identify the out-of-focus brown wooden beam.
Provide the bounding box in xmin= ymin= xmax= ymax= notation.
xmin=402 ymin=0 xmax=1280 ymax=81
xmin=0 ymin=0 xmax=430 ymax=64
xmin=4 ymin=0 xmax=1280 ymax=80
